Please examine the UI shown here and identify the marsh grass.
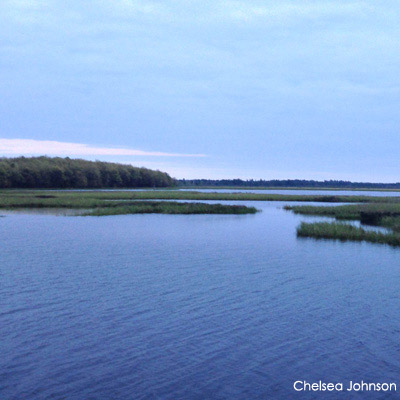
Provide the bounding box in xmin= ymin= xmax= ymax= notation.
xmin=297 ymin=222 xmax=400 ymax=247
xmin=1 ymin=189 xmax=400 ymax=205
xmin=0 ymin=191 xmax=259 ymax=215
xmin=379 ymin=216 xmax=400 ymax=232
xmin=2 ymin=190 xmax=400 ymax=226
xmin=84 ymin=202 xmax=259 ymax=216
xmin=288 ymin=202 xmax=400 ymax=246
xmin=286 ymin=203 xmax=400 ymax=218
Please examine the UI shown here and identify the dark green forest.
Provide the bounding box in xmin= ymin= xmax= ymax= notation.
xmin=0 ymin=157 xmax=176 ymax=188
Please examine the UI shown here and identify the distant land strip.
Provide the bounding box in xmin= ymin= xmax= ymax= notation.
xmin=1 ymin=156 xmax=400 ymax=190
xmin=178 ymin=179 xmax=400 ymax=190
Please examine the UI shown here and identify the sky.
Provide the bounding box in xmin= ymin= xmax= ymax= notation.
xmin=0 ymin=0 xmax=399 ymax=181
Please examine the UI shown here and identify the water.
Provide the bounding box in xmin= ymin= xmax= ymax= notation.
xmin=1 ymin=201 xmax=400 ymax=399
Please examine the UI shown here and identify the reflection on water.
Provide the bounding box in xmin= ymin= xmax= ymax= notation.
xmin=1 ymin=200 xmax=400 ymax=399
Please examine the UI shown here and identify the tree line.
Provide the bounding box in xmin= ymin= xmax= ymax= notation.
xmin=178 ymin=179 xmax=400 ymax=189
xmin=2 ymin=157 xmax=398 ymax=190
xmin=0 ymin=157 xmax=176 ymax=188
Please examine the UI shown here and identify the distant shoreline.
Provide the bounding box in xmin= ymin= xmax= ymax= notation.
xmin=179 ymin=186 xmax=400 ymax=192
xmin=2 ymin=186 xmax=400 ymax=192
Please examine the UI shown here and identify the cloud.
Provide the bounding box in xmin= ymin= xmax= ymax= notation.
xmin=2 ymin=1 xmax=374 ymax=29
xmin=114 ymin=0 xmax=162 ymax=15
xmin=0 ymin=139 xmax=206 ymax=157
xmin=221 ymin=1 xmax=372 ymax=21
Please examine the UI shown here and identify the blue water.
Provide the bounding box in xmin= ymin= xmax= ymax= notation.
xmin=1 ymin=201 xmax=400 ymax=399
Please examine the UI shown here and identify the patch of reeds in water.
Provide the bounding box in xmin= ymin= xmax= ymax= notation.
xmin=297 ymin=222 xmax=400 ymax=247
xmin=84 ymin=202 xmax=259 ymax=216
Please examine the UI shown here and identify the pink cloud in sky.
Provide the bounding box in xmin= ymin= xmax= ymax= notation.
xmin=0 ymin=139 xmax=206 ymax=158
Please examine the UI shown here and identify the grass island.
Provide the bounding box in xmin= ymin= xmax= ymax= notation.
xmin=2 ymin=188 xmax=400 ymax=246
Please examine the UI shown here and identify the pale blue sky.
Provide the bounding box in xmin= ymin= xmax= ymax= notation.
xmin=1 ymin=1 xmax=399 ymax=180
